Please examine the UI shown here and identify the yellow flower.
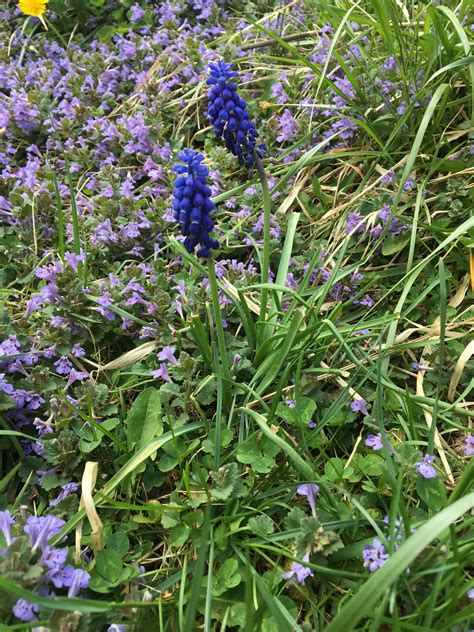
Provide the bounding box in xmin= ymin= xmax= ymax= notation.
xmin=18 ymin=0 xmax=48 ymax=17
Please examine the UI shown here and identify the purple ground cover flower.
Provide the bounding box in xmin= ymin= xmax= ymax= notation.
xmin=297 ymin=483 xmax=319 ymax=516
xmin=50 ymin=482 xmax=80 ymax=507
xmin=12 ymin=599 xmax=39 ymax=622
xmin=282 ymin=553 xmax=313 ymax=584
xmin=415 ymin=454 xmax=437 ymax=479
xmin=363 ymin=538 xmax=389 ymax=572
xmin=0 ymin=510 xmax=15 ymax=546
xmin=365 ymin=433 xmax=383 ymax=451
xmin=464 ymin=435 xmax=474 ymax=457
xmin=351 ymin=398 xmax=368 ymax=416
xmin=24 ymin=515 xmax=65 ymax=552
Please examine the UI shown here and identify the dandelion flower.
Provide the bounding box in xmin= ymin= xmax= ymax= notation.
xmin=18 ymin=0 xmax=48 ymax=17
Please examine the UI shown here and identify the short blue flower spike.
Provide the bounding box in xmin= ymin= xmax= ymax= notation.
xmin=207 ymin=60 xmax=266 ymax=167
xmin=172 ymin=149 xmax=218 ymax=258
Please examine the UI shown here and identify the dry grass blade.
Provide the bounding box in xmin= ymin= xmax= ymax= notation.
xmin=447 ymin=339 xmax=474 ymax=403
xmin=96 ymin=341 xmax=158 ymax=372
xmin=76 ymin=462 xmax=103 ymax=562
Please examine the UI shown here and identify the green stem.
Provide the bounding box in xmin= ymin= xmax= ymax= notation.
xmin=207 ymin=255 xmax=230 ymax=408
xmin=255 ymin=155 xmax=271 ymax=328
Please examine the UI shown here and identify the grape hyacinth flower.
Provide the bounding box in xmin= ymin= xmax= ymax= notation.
xmin=172 ymin=149 xmax=218 ymax=258
xmin=207 ymin=61 xmax=265 ymax=167
xmin=363 ymin=538 xmax=389 ymax=572
xmin=282 ymin=553 xmax=313 ymax=584
xmin=415 ymin=454 xmax=437 ymax=479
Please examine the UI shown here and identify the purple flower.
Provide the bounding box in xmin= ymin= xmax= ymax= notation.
xmin=380 ymin=169 xmax=395 ymax=184
xmin=415 ymin=454 xmax=437 ymax=479
xmin=346 ymin=212 xmax=366 ymax=235
xmin=297 ymin=483 xmax=319 ymax=517
xmin=129 ymin=2 xmax=145 ymax=22
xmin=464 ymin=435 xmax=474 ymax=457
xmin=172 ymin=149 xmax=218 ymax=258
xmin=64 ymin=250 xmax=85 ymax=272
xmin=65 ymin=369 xmax=89 ymax=389
xmin=365 ymin=433 xmax=383 ymax=451
xmin=383 ymin=56 xmax=398 ymax=71
xmin=66 ymin=568 xmax=91 ymax=597
xmin=0 ymin=510 xmax=15 ymax=546
xmin=276 ymin=109 xmax=298 ymax=142
xmin=54 ymin=356 xmax=73 ymax=375
xmin=157 ymin=346 xmax=178 ymax=365
xmin=351 ymin=398 xmax=369 ymax=416
xmin=12 ymin=599 xmax=39 ymax=622
xmin=411 ymin=362 xmax=432 ymax=372
xmin=40 ymin=545 xmax=68 ymax=570
xmin=71 ymin=344 xmax=85 ymax=358
xmin=403 ymin=174 xmax=415 ymax=191
xmin=33 ymin=416 xmax=53 ymax=437
xmin=0 ymin=373 xmax=14 ymax=394
xmin=363 ymin=539 xmax=389 ymax=572
xmin=152 ymin=363 xmax=171 ymax=382
xmin=50 ymin=482 xmax=80 ymax=507
xmin=286 ymin=399 xmax=296 ymax=408
xmin=24 ymin=515 xmax=65 ymax=552
xmin=468 ymin=588 xmax=474 ymax=600
xmin=282 ymin=553 xmax=313 ymax=584
xmin=207 ymin=60 xmax=265 ymax=167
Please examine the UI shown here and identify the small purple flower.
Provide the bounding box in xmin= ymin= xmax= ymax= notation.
xmin=33 ymin=416 xmax=53 ymax=437
xmin=286 ymin=399 xmax=296 ymax=409
xmin=411 ymin=362 xmax=432 ymax=372
xmin=0 ymin=373 xmax=14 ymax=394
xmin=71 ymin=344 xmax=86 ymax=358
xmin=50 ymin=482 xmax=79 ymax=507
xmin=380 ymin=169 xmax=395 ymax=184
xmin=403 ymin=174 xmax=415 ymax=191
xmin=157 ymin=346 xmax=178 ymax=365
xmin=297 ymin=483 xmax=319 ymax=517
xmin=365 ymin=434 xmax=383 ymax=451
xmin=383 ymin=56 xmax=398 ymax=71
xmin=468 ymin=588 xmax=474 ymax=600
xmin=363 ymin=538 xmax=389 ymax=572
xmin=0 ymin=510 xmax=15 ymax=546
xmin=152 ymin=363 xmax=171 ymax=382
xmin=308 ymin=420 xmax=317 ymax=429
xmin=24 ymin=515 xmax=65 ymax=553
xmin=12 ymin=599 xmax=39 ymax=622
xmin=67 ymin=568 xmax=91 ymax=597
xmin=464 ymin=435 xmax=474 ymax=457
xmin=351 ymin=398 xmax=369 ymax=416
xmin=415 ymin=454 xmax=437 ymax=479
xmin=40 ymin=545 xmax=68 ymax=570
xmin=65 ymin=369 xmax=89 ymax=389
xmin=282 ymin=553 xmax=313 ymax=584
xmin=54 ymin=356 xmax=73 ymax=375
xmin=64 ymin=250 xmax=85 ymax=272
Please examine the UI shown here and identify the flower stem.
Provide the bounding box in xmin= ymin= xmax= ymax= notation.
xmin=207 ymin=255 xmax=230 ymax=407
xmin=255 ymin=154 xmax=271 ymax=334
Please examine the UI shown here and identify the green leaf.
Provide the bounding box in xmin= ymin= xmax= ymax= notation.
xmin=210 ymin=462 xmax=246 ymax=500
xmin=95 ymin=549 xmax=123 ymax=584
xmin=126 ymin=388 xmax=162 ymax=451
xmin=276 ymin=397 xmax=316 ymax=426
xmin=212 ymin=559 xmax=241 ymax=597
xmin=382 ymin=235 xmax=410 ymax=256
xmin=236 ymin=436 xmax=280 ymax=474
xmin=248 ymin=515 xmax=275 ymax=536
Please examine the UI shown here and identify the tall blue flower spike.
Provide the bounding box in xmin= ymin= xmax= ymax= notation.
xmin=207 ymin=60 xmax=266 ymax=167
xmin=172 ymin=149 xmax=219 ymax=258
